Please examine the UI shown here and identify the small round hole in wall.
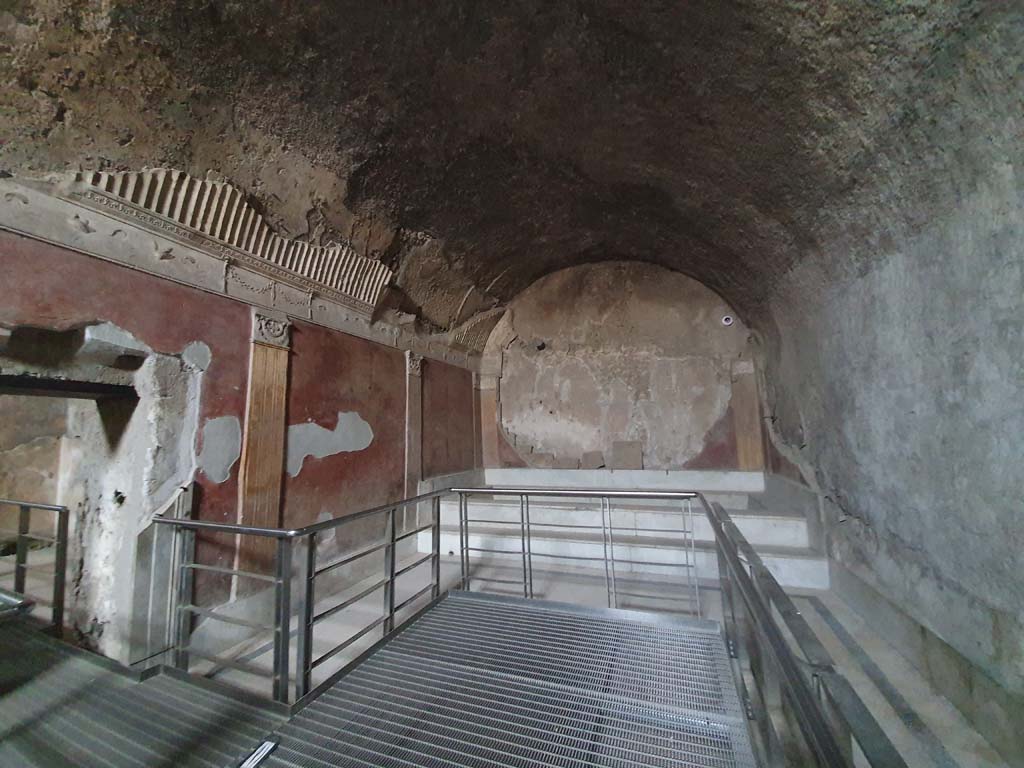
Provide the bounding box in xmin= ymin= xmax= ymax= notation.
xmin=721 ymin=315 xmax=734 ymax=327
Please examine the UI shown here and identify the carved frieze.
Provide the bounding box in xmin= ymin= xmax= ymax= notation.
xmin=0 ymin=176 xmax=480 ymax=372
xmin=405 ymin=350 xmax=424 ymax=377
xmin=69 ymin=170 xmax=392 ymax=316
xmin=252 ymin=309 xmax=291 ymax=349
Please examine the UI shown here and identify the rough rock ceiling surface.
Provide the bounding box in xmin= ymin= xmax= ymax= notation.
xmin=0 ymin=1 xmax=992 ymax=328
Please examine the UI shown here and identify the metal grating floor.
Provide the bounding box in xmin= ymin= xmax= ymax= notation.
xmin=0 ymin=621 xmax=284 ymax=767
xmin=265 ymin=591 xmax=756 ymax=768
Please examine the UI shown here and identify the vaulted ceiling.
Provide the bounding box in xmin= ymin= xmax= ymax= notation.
xmin=0 ymin=1 xmax=997 ymax=330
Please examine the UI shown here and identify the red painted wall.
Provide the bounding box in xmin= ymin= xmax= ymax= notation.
xmin=281 ymin=320 xmax=406 ymax=536
xmin=0 ymin=232 xmax=478 ymax=595
xmin=422 ymin=359 xmax=476 ymax=478
xmin=0 ymin=231 xmax=249 ymax=518
xmin=0 ymin=232 xmax=250 ymax=597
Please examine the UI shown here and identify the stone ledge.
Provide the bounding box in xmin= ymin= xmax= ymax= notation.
xmin=830 ymin=561 xmax=1024 ymax=767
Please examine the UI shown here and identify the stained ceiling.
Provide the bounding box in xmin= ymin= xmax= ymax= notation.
xmin=0 ymin=1 xmax=994 ymax=332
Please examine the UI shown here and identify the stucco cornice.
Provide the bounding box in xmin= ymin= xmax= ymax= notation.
xmin=0 ymin=177 xmax=479 ymax=371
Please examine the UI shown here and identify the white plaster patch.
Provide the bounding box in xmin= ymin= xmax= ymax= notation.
xmin=286 ymin=411 xmax=373 ymax=477
xmin=181 ymin=341 xmax=212 ymax=372
xmin=197 ymin=415 xmax=242 ymax=483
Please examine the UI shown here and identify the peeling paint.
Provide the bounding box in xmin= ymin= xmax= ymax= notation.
xmin=197 ymin=415 xmax=242 ymax=484
xmin=286 ymin=411 xmax=373 ymax=477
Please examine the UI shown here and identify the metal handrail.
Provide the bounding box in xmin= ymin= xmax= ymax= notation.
xmin=701 ymin=497 xmax=907 ymax=767
xmin=152 ymin=483 xmax=906 ymax=767
xmin=150 ymin=487 xmax=698 ymax=539
xmin=453 ymin=487 xmax=701 ymax=612
xmin=451 ymin=487 xmax=699 ymax=499
xmin=0 ymin=498 xmax=67 ymax=513
xmin=0 ymin=498 xmax=68 ymax=637
xmin=159 ymin=492 xmax=446 ymax=703
xmin=152 ymin=487 xmax=453 ymax=538
xmin=705 ymin=498 xmax=848 ymax=765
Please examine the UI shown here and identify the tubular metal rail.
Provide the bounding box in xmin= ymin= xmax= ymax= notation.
xmin=452 ymin=487 xmax=702 ymax=615
xmin=153 ymin=486 xmax=906 ymax=768
xmin=158 ymin=491 xmax=444 ymax=703
xmin=701 ymin=496 xmax=907 ymax=768
xmin=0 ymin=498 xmax=68 ymax=636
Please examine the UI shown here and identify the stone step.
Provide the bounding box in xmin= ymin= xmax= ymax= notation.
xmin=479 ymin=467 xmax=766 ymax=509
xmin=422 ymin=527 xmax=829 ymax=590
xmin=440 ymin=498 xmax=809 ymax=548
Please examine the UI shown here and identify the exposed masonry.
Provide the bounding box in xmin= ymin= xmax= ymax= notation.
xmin=0 ymin=319 xmax=204 ymax=662
xmin=75 ymin=169 xmax=393 ymax=313
xmin=487 ymin=263 xmax=751 ymax=470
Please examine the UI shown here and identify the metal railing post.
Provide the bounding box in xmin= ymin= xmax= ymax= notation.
xmin=518 ymin=495 xmax=529 ymax=598
xmin=14 ymin=504 xmax=29 ymax=595
xmin=600 ymin=497 xmax=613 ymax=608
xmin=458 ymin=493 xmax=469 ymax=589
xmin=272 ymin=537 xmax=292 ymax=704
xmin=172 ymin=526 xmax=196 ymax=671
xmin=606 ymin=497 xmax=618 ymax=608
xmin=383 ymin=507 xmax=397 ymax=632
xmin=295 ymin=533 xmax=316 ymax=700
xmin=717 ymin=538 xmax=739 ymax=658
xmin=524 ymin=495 xmax=533 ymax=598
xmin=431 ymin=496 xmax=441 ymax=599
xmin=51 ymin=505 xmax=68 ymax=637
xmin=818 ymin=674 xmax=855 ymax=766
xmin=686 ymin=498 xmax=701 ymax=618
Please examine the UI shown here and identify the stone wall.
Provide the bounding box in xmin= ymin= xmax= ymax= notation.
xmin=763 ymin=11 xmax=1023 ymax=757
xmin=0 ymin=395 xmax=65 ymax=535
xmin=0 ymin=231 xmax=476 ymax=660
xmin=484 ymin=262 xmax=759 ymax=470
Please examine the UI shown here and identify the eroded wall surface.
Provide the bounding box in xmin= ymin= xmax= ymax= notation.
xmin=488 ymin=262 xmax=753 ymax=470
xmin=0 ymin=231 xmax=249 ymax=653
xmin=763 ymin=11 xmax=1024 ymax=740
xmin=0 ymin=232 xmax=476 ymax=657
xmin=0 ymin=395 xmax=65 ymax=533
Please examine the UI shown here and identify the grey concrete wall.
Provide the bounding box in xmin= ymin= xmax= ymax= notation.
xmin=763 ymin=10 xmax=1023 ymax=749
xmin=488 ymin=262 xmax=752 ymax=469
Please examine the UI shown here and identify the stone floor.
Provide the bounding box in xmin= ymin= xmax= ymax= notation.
xmin=794 ymin=593 xmax=1007 ymax=768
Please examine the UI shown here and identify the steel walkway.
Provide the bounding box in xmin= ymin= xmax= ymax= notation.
xmin=265 ymin=591 xmax=756 ymax=767
xmin=1 ymin=592 xmax=755 ymax=767
xmin=0 ymin=622 xmax=284 ymax=767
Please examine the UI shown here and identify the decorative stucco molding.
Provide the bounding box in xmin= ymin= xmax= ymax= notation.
xmin=252 ymin=308 xmax=291 ymax=349
xmin=452 ymin=307 xmax=504 ymax=353
xmin=69 ymin=169 xmax=392 ymax=315
xmin=405 ymin=350 xmax=424 ymax=377
xmin=0 ymin=177 xmax=479 ymax=372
